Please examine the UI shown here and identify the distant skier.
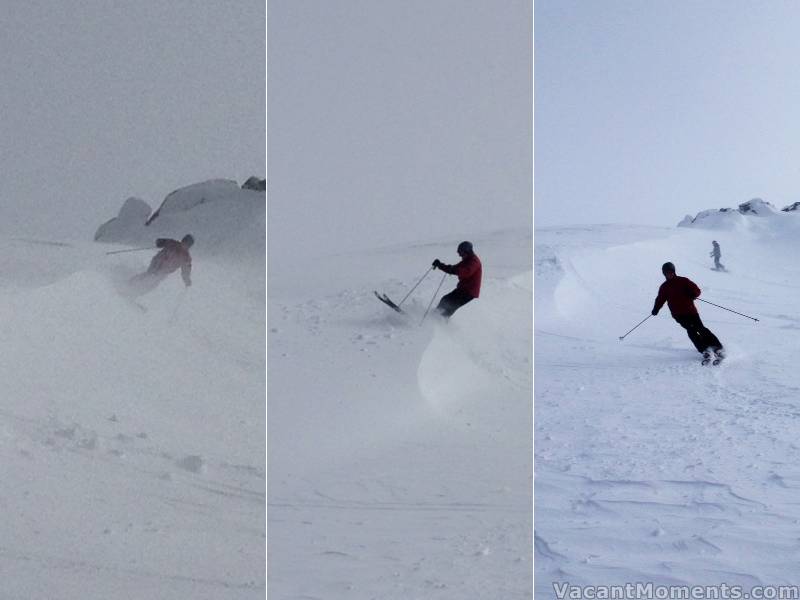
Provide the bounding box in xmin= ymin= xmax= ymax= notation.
xmin=129 ymin=234 xmax=194 ymax=296
xmin=651 ymin=262 xmax=724 ymax=364
xmin=431 ymin=241 xmax=482 ymax=318
xmin=710 ymin=241 xmax=725 ymax=271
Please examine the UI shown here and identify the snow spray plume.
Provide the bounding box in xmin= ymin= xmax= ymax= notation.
xmin=421 ymin=272 xmax=447 ymax=325
xmin=618 ymin=314 xmax=653 ymax=341
xmin=697 ymin=299 xmax=759 ymax=322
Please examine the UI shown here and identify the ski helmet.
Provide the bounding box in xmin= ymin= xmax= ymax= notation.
xmin=457 ymin=241 xmax=473 ymax=255
xmin=182 ymin=234 xmax=195 ymax=247
xmin=661 ymin=261 xmax=676 ymax=274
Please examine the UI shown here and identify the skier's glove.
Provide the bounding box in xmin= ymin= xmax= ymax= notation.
xmin=651 ymin=308 xmax=658 ymax=316
xmin=432 ymin=259 xmax=442 ymax=269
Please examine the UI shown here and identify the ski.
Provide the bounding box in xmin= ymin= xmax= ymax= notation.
xmin=712 ymin=349 xmax=725 ymax=366
xmin=374 ymin=291 xmax=403 ymax=313
xmin=701 ymin=349 xmax=725 ymax=366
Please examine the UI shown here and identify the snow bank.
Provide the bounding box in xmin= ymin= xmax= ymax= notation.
xmin=94 ymin=197 xmax=153 ymax=244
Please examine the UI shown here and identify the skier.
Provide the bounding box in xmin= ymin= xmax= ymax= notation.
xmin=710 ymin=240 xmax=724 ymax=271
xmin=651 ymin=262 xmax=724 ymax=364
xmin=431 ymin=241 xmax=482 ymax=318
xmin=128 ymin=234 xmax=194 ymax=296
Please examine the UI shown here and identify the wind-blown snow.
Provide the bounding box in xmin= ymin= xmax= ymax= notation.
xmin=268 ymin=229 xmax=532 ymax=598
xmin=0 ymin=209 xmax=264 ymax=596
xmin=536 ymin=223 xmax=800 ymax=594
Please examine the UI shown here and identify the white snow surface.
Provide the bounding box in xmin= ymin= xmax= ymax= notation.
xmin=0 ymin=231 xmax=265 ymax=597
xmin=267 ymin=229 xmax=533 ymax=598
xmin=536 ymin=224 xmax=800 ymax=594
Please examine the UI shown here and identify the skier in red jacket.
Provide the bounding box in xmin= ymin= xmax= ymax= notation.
xmin=652 ymin=262 xmax=724 ymax=363
xmin=432 ymin=241 xmax=482 ymax=318
xmin=129 ymin=234 xmax=194 ymax=296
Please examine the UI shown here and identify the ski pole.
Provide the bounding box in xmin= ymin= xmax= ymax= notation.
xmin=420 ymin=272 xmax=447 ymax=325
xmin=398 ymin=266 xmax=434 ymax=307
xmin=618 ymin=314 xmax=653 ymax=341
xmin=105 ymin=246 xmax=154 ymax=255
xmin=697 ymin=299 xmax=759 ymax=322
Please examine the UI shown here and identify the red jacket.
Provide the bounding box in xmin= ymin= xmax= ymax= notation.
xmin=439 ymin=254 xmax=482 ymax=298
xmin=653 ymin=276 xmax=700 ymax=316
xmin=148 ymin=239 xmax=192 ymax=285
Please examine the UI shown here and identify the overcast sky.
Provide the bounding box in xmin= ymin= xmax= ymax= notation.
xmin=268 ymin=1 xmax=532 ymax=258
xmin=0 ymin=1 xmax=264 ymax=239
xmin=536 ymin=0 xmax=800 ymax=228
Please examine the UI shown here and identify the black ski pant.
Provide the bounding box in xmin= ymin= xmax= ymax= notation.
xmin=436 ymin=289 xmax=475 ymax=319
xmin=673 ymin=314 xmax=722 ymax=353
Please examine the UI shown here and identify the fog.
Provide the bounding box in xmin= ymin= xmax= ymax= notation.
xmin=268 ymin=0 xmax=532 ymax=260
xmin=0 ymin=1 xmax=264 ymax=239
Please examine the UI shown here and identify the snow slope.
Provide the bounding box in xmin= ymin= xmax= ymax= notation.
xmin=268 ymin=229 xmax=533 ymax=598
xmin=535 ymin=224 xmax=800 ymax=594
xmin=0 ymin=232 xmax=264 ymax=597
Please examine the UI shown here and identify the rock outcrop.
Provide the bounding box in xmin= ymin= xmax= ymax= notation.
xmin=94 ymin=197 xmax=152 ymax=243
xmin=94 ymin=178 xmax=265 ymax=257
xmin=242 ymin=176 xmax=266 ymax=192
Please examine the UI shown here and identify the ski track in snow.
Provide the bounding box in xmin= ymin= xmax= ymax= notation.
xmin=536 ymin=225 xmax=800 ymax=593
xmin=268 ymin=231 xmax=532 ymax=598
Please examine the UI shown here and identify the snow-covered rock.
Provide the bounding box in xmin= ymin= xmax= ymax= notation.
xmin=144 ymin=179 xmax=242 ymax=226
xmin=93 ymin=197 xmax=152 ymax=243
xmin=677 ymin=207 xmax=743 ymax=230
xmin=782 ymin=201 xmax=800 ymax=212
xmin=737 ymin=197 xmax=776 ymax=215
xmin=242 ymin=176 xmax=266 ymax=191
xmin=94 ymin=178 xmax=265 ymax=257
xmin=678 ymin=197 xmax=787 ymax=231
